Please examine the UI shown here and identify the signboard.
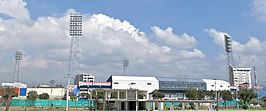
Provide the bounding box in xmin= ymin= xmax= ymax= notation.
xmin=79 ymin=82 xmax=111 ymax=88
xmin=19 ymin=88 xmax=27 ymax=96
xmin=229 ymin=86 xmax=238 ymax=91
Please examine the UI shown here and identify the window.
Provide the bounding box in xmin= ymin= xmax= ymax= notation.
xmin=130 ymin=83 xmax=136 ymax=85
xmin=211 ymin=85 xmax=214 ymax=87
xmin=147 ymin=83 xmax=152 ymax=85
xmin=114 ymin=82 xmax=119 ymax=84
xmin=220 ymin=85 xmax=223 ymax=87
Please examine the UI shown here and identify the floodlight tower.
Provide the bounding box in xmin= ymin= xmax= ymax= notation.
xmin=66 ymin=13 xmax=82 ymax=111
xmin=13 ymin=51 xmax=23 ymax=83
xmin=123 ymin=59 xmax=129 ymax=75
xmin=224 ymin=35 xmax=234 ymax=84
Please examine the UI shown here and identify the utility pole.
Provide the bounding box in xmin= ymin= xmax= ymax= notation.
xmin=214 ymin=79 xmax=219 ymax=111
xmin=65 ymin=74 xmax=71 ymax=111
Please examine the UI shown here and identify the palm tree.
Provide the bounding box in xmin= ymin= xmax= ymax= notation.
xmin=220 ymin=90 xmax=233 ymax=108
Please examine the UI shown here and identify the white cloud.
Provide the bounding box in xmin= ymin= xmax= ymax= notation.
xmin=204 ymin=29 xmax=228 ymax=46
xmin=0 ymin=1 xmax=207 ymax=85
xmin=205 ymin=28 xmax=265 ymax=53
xmin=0 ymin=0 xmax=30 ymax=19
xmin=151 ymin=26 xmax=196 ymax=49
xmin=251 ymin=0 xmax=266 ymax=22
xmin=178 ymin=49 xmax=206 ymax=59
xmin=233 ymin=37 xmax=263 ymax=53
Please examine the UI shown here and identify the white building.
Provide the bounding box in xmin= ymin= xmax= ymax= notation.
xmin=27 ymin=87 xmax=66 ymax=99
xmin=229 ymin=65 xmax=252 ymax=88
xmin=107 ymin=75 xmax=159 ymax=99
xmin=203 ymin=79 xmax=230 ymax=91
xmin=1 ymin=82 xmax=27 ymax=88
xmin=74 ymin=73 xmax=95 ymax=85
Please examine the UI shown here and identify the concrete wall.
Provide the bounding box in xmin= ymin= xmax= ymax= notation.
xmin=27 ymin=87 xmax=65 ymax=99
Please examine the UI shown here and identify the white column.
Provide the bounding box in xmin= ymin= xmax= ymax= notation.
xmin=135 ymin=90 xmax=138 ymax=111
xmin=182 ymin=103 xmax=185 ymax=111
xmin=152 ymin=102 xmax=155 ymax=110
xmin=158 ymin=102 xmax=164 ymax=110
xmin=170 ymin=102 xmax=173 ymax=111
xmin=126 ymin=101 xmax=128 ymax=111
xmin=146 ymin=101 xmax=150 ymax=111
xmin=136 ymin=101 xmax=139 ymax=111
xmin=195 ymin=102 xmax=198 ymax=111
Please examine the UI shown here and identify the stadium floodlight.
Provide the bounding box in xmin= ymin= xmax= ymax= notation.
xmin=224 ymin=35 xmax=232 ymax=52
xmin=13 ymin=51 xmax=23 ymax=82
xmin=123 ymin=59 xmax=129 ymax=75
xmin=66 ymin=13 xmax=82 ymax=111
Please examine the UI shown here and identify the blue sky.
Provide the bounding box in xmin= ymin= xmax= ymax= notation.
xmin=26 ymin=0 xmax=266 ymax=54
xmin=1 ymin=0 xmax=266 ymax=86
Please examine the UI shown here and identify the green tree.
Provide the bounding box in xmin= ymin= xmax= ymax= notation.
xmin=39 ymin=93 xmax=49 ymax=99
xmin=205 ymin=91 xmax=215 ymax=99
xmin=91 ymin=89 xmax=104 ymax=99
xmin=185 ymin=88 xmax=197 ymax=100
xmin=27 ymin=91 xmax=38 ymax=106
xmin=220 ymin=90 xmax=233 ymax=108
xmin=152 ymin=91 xmax=165 ymax=100
xmin=238 ymin=89 xmax=257 ymax=108
xmin=262 ymin=96 xmax=266 ymax=106
xmin=1 ymin=87 xmax=17 ymax=111
xmin=185 ymin=89 xmax=206 ymax=109
xmin=262 ymin=96 xmax=266 ymax=102
xmin=197 ymin=90 xmax=205 ymax=100
xmin=91 ymin=89 xmax=104 ymax=110
xmin=63 ymin=92 xmax=77 ymax=100
xmin=79 ymin=93 xmax=90 ymax=99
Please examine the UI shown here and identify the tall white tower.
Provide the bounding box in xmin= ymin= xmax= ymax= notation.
xmin=224 ymin=35 xmax=234 ymax=85
xmin=123 ymin=59 xmax=129 ymax=75
xmin=13 ymin=51 xmax=23 ymax=82
xmin=68 ymin=13 xmax=82 ymax=76
xmin=66 ymin=13 xmax=82 ymax=111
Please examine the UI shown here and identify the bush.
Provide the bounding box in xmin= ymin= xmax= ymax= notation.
xmin=242 ymin=105 xmax=248 ymax=109
xmin=39 ymin=93 xmax=49 ymax=99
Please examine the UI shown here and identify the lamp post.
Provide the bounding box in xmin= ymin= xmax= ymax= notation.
xmin=214 ymin=79 xmax=219 ymax=111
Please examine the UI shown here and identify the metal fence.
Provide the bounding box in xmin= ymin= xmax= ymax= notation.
xmin=9 ymin=99 xmax=94 ymax=107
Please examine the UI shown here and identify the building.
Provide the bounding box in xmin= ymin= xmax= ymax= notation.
xmin=1 ymin=82 xmax=27 ymax=98
xmin=74 ymin=73 xmax=95 ymax=85
xmin=27 ymin=86 xmax=66 ymax=99
xmin=229 ymin=65 xmax=252 ymax=88
xmin=202 ymin=79 xmax=230 ymax=91
xmin=94 ymin=89 xmax=148 ymax=110
xmin=1 ymin=82 xmax=27 ymax=88
xmin=156 ymin=77 xmax=206 ymax=100
xmin=78 ymin=82 xmax=111 ymax=95
xmin=107 ymin=75 xmax=159 ymax=99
